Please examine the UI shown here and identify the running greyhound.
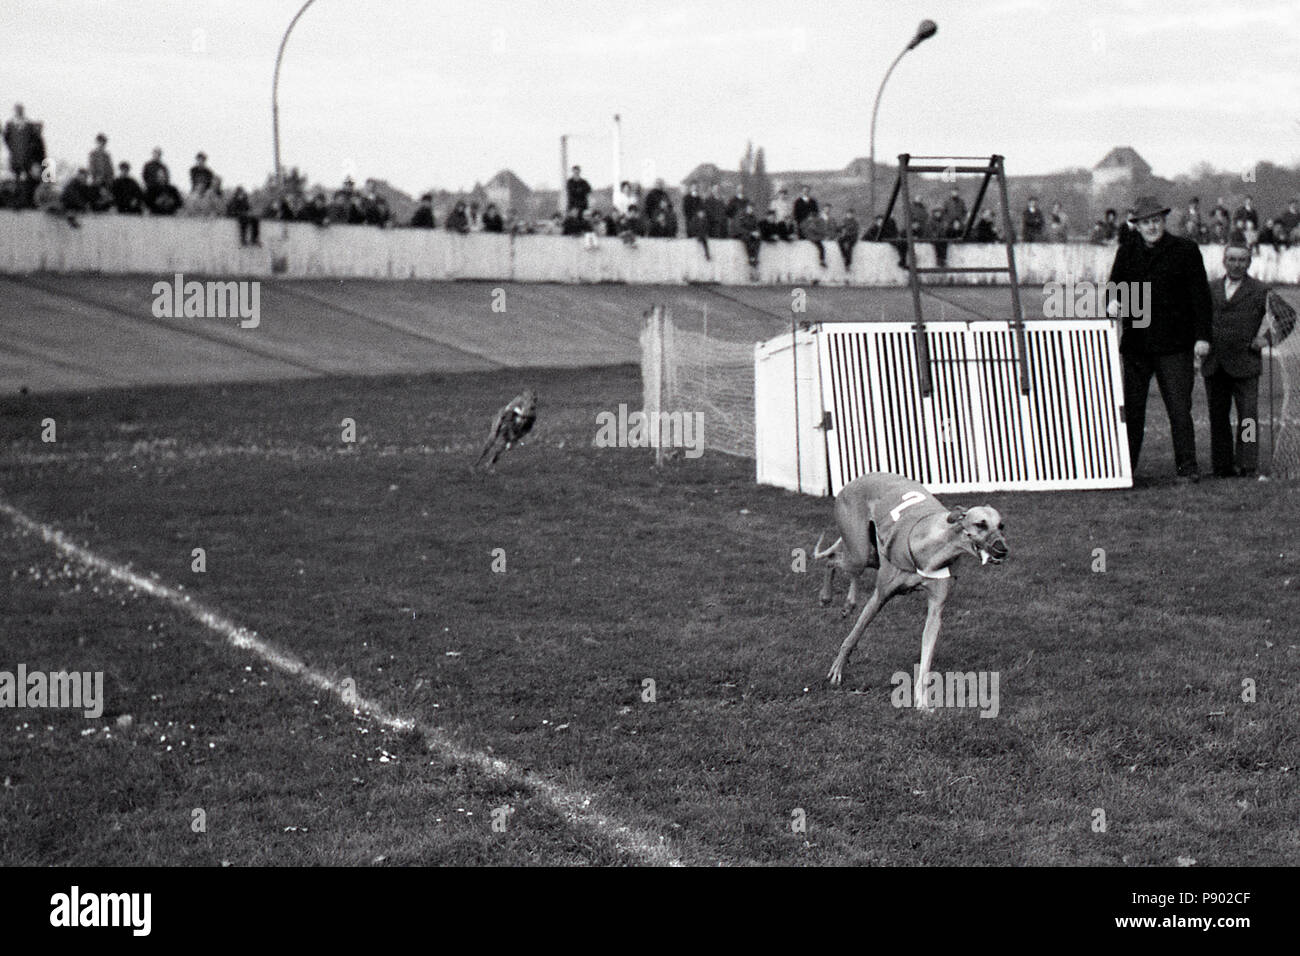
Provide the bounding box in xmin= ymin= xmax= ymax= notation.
xmin=814 ymin=472 xmax=1008 ymax=707
xmin=475 ymin=389 xmax=537 ymax=471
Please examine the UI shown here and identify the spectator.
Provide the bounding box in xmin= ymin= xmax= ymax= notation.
xmin=3 ymin=103 xmax=45 ymax=208
xmin=759 ymin=207 xmax=784 ymax=242
xmin=566 ymin=165 xmax=591 ymax=213
xmin=619 ymin=203 xmax=646 ymax=245
xmin=1047 ymin=202 xmax=1068 ymax=241
xmin=189 ymin=152 xmax=215 ymax=195
xmin=1277 ymin=197 xmax=1300 ymax=236
xmin=1265 ymin=220 xmax=1288 ymax=251
xmin=226 ymin=185 xmax=260 ymax=245
xmin=181 ymin=176 xmax=224 ymax=216
xmin=1241 ymin=218 xmax=1260 ymax=250
xmin=684 ymin=189 xmax=710 ymax=260
xmin=1212 ymin=196 xmax=1230 ymax=223
xmin=801 ymin=203 xmax=832 ymax=267
xmin=481 ymin=202 xmax=504 ymax=233
xmin=110 ymin=161 xmax=145 ymax=214
xmin=1021 ymin=197 xmax=1045 ymax=242
xmin=361 ymin=187 xmax=390 ymax=226
xmin=704 ymin=183 xmax=727 ymax=238
xmin=88 ymin=133 xmax=113 ymax=188
xmin=928 ymin=208 xmax=950 ymax=267
xmin=908 ymin=198 xmax=928 ymax=232
xmin=145 ymin=166 xmax=183 ymax=215
xmin=1232 ymin=196 xmax=1258 ymax=228
xmin=793 ymin=185 xmax=818 ymax=237
xmin=297 ymin=190 xmax=329 ymax=225
xmin=731 ymin=200 xmax=762 ymax=269
xmin=59 ymin=168 xmax=97 ymax=225
xmin=1090 ymin=208 xmax=1119 ymax=243
xmin=837 ymin=207 xmax=861 ymax=268
xmin=1107 ymin=195 xmax=1212 ymax=481
xmin=725 ymin=184 xmax=746 ymax=235
xmin=767 ymin=186 xmax=789 ymax=223
xmin=643 ymin=178 xmax=669 ymax=220
xmin=649 ymin=205 xmax=677 ymax=238
xmin=1181 ymin=197 xmax=1203 ymax=242
xmin=560 ymin=205 xmax=585 ymax=236
xmin=863 ymin=214 xmax=898 ymax=242
xmin=446 ymin=200 xmax=471 ymax=234
xmin=613 ymin=180 xmax=634 ymax=216
xmin=1202 ymin=233 xmax=1288 ymax=477
xmin=410 ymin=193 xmax=436 ymax=228
xmin=940 ymin=187 xmax=967 ymax=229
xmin=142 ymin=147 xmax=169 ymax=193
xmin=973 ymin=209 xmax=1000 ymax=243
xmin=3 ymin=103 xmax=46 ymax=186
xmin=1206 ymin=208 xmax=1230 ymax=245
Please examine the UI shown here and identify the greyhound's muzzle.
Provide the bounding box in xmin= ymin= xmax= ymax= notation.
xmin=983 ymin=538 xmax=1009 ymax=564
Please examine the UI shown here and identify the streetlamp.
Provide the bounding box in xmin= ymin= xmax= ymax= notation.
xmin=272 ymin=0 xmax=318 ymax=190
xmin=868 ymin=19 xmax=937 ymax=217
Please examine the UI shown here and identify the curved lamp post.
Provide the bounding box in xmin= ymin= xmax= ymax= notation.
xmin=272 ymin=0 xmax=318 ymax=189
xmin=868 ymin=19 xmax=937 ymax=217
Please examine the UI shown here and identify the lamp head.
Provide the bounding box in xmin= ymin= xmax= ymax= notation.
xmin=908 ymin=19 xmax=937 ymax=49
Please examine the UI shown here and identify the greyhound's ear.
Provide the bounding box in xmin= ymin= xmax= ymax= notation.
xmin=946 ymin=507 xmax=966 ymax=524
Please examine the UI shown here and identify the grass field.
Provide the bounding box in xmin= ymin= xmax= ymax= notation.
xmin=2 ymin=346 xmax=1297 ymax=865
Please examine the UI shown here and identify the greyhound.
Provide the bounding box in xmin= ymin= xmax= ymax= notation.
xmin=813 ymin=472 xmax=1008 ymax=708
xmin=474 ymin=389 xmax=537 ymax=471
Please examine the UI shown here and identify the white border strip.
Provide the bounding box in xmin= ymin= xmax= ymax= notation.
xmin=2 ymin=499 xmax=684 ymax=866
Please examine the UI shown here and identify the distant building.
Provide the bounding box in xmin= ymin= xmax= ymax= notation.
xmin=1091 ymin=147 xmax=1152 ymax=193
xmin=484 ymin=169 xmax=531 ymax=213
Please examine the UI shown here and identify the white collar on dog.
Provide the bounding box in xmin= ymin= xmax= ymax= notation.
xmin=917 ymin=566 xmax=951 ymax=580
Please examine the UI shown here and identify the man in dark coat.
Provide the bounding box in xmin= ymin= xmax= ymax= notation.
xmin=1021 ymin=197 xmax=1045 ymax=242
xmin=643 ymin=178 xmax=669 ymax=220
xmin=1107 ymin=195 xmax=1213 ymax=480
xmin=731 ymin=201 xmax=762 ymax=268
xmin=142 ymin=148 xmax=169 ymax=192
xmin=1202 ymin=234 xmax=1294 ymax=476
xmin=410 ymin=193 xmax=436 ymax=228
xmin=837 ymin=208 xmax=861 ymax=268
xmin=793 ymin=185 xmax=818 ymax=237
xmin=3 ymin=103 xmax=45 ymax=179
xmin=111 ymin=161 xmax=145 ymax=214
xmin=703 ymin=183 xmax=727 ymax=239
xmin=189 ymin=152 xmax=215 ymax=195
xmin=565 ymin=165 xmax=591 ymax=213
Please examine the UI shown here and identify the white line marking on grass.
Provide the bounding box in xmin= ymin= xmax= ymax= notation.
xmin=2 ymin=500 xmax=684 ymax=866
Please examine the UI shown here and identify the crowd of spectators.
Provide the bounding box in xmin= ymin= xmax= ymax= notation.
xmin=6 ymin=101 xmax=1300 ymax=258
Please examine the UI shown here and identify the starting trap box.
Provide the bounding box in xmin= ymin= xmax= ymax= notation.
xmin=755 ymin=319 xmax=1132 ymax=495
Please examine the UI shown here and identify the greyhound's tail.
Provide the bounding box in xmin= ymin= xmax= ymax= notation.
xmin=812 ymin=532 xmax=841 ymax=560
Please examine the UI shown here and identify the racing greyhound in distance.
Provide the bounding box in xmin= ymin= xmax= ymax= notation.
xmin=813 ymin=471 xmax=1008 ymax=708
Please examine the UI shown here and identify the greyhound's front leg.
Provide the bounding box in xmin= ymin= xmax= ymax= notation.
xmin=913 ymin=579 xmax=951 ymax=710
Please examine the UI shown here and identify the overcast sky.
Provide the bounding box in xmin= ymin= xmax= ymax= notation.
xmin=4 ymin=0 xmax=1297 ymax=194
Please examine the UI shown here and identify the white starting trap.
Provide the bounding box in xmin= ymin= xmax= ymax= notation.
xmin=755 ymin=318 xmax=1132 ymax=496
xmin=757 ymin=152 xmax=1133 ymax=496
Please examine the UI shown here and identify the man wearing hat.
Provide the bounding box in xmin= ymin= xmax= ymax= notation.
xmin=1203 ymin=234 xmax=1295 ymax=477
xmin=1107 ymin=195 xmax=1213 ymax=481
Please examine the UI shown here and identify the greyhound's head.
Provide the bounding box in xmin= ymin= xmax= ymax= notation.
xmin=946 ymin=505 xmax=1008 ymax=565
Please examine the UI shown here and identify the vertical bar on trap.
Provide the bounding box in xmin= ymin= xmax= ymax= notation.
xmin=656 ymin=305 xmax=666 ymax=468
